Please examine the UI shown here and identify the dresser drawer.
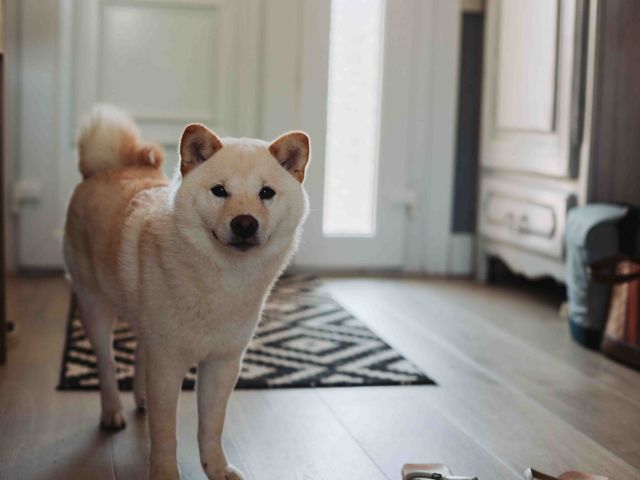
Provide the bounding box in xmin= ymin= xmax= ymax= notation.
xmin=480 ymin=178 xmax=576 ymax=258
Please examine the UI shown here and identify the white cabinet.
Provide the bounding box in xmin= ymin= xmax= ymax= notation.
xmin=478 ymin=0 xmax=588 ymax=282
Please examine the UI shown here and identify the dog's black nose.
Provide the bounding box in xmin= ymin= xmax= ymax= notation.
xmin=230 ymin=215 xmax=259 ymax=238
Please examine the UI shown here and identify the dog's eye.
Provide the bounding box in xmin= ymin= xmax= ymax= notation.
xmin=211 ymin=185 xmax=229 ymax=198
xmin=259 ymin=186 xmax=276 ymax=200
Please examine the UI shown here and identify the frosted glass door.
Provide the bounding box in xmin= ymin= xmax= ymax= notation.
xmin=295 ymin=0 xmax=412 ymax=269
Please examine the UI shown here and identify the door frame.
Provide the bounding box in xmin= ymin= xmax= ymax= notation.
xmin=402 ymin=0 xmax=462 ymax=274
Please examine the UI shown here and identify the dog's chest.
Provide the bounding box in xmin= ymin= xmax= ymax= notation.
xmin=149 ymin=273 xmax=267 ymax=357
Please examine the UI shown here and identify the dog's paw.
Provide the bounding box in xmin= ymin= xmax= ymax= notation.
xmin=99 ymin=411 xmax=126 ymax=431
xmin=149 ymin=462 xmax=180 ymax=480
xmin=204 ymin=463 xmax=244 ymax=480
xmin=136 ymin=398 xmax=147 ymax=415
xmin=134 ymin=386 xmax=146 ymax=413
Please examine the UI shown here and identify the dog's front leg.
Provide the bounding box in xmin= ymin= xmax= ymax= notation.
xmin=197 ymin=355 xmax=244 ymax=480
xmin=146 ymin=349 xmax=189 ymax=480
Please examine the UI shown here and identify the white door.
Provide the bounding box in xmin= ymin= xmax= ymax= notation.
xmin=11 ymin=0 xmax=260 ymax=268
xmin=293 ymin=0 xmax=416 ymax=269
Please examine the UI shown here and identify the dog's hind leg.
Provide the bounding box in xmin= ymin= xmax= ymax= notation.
xmin=133 ymin=340 xmax=147 ymax=414
xmin=77 ymin=291 xmax=126 ymax=431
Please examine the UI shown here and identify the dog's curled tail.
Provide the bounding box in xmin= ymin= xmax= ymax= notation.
xmin=76 ymin=104 xmax=164 ymax=179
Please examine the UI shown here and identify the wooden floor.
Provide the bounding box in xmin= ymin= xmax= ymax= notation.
xmin=1 ymin=275 xmax=639 ymax=480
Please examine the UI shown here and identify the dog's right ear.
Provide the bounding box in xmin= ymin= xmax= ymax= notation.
xmin=179 ymin=124 xmax=223 ymax=176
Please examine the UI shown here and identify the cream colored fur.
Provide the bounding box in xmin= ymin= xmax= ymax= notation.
xmin=64 ymin=105 xmax=310 ymax=480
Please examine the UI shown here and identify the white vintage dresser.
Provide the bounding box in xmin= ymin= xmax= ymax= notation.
xmin=477 ymin=0 xmax=640 ymax=282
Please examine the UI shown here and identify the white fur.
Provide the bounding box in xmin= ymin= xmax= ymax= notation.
xmin=64 ymin=106 xmax=309 ymax=480
xmin=76 ymin=104 xmax=142 ymax=177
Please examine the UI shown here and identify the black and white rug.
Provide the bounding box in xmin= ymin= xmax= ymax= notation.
xmin=58 ymin=276 xmax=434 ymax=390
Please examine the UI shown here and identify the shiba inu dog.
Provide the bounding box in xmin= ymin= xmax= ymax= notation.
xmin=64 ymin=105 xmax=310 ymax=480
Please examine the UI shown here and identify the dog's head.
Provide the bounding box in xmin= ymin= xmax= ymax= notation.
xmin=173 ymin=124 xmax=310 ymax=256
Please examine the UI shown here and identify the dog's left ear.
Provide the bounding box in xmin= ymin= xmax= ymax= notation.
xmin=179 ymin=124 xmax=223 ymax=176
xmin=269 ymin=131 xmax=310 ymax=183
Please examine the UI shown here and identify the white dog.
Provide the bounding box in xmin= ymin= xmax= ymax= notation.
xmin=64 ymin=105 xmax=310 ymax=480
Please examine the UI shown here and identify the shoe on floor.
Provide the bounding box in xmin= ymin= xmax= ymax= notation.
xmin=525 ymin=468 xmax=609 ymax=480
xmin=402 ymin=464 xmax=478 ymax=480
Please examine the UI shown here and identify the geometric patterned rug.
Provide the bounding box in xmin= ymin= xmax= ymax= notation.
xmin=57 ymin=275 xmax=435 ymax=390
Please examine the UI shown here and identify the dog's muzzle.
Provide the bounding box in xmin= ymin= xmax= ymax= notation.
xmin=227 ymin=215 xmax=260 ymax=251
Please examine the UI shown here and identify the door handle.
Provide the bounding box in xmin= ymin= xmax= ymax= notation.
xmin=387 ymin=189 xmax=418 ymax=211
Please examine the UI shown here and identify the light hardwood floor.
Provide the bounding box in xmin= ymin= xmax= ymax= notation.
xmin=1 ymin=275 xmax=639 ymax=480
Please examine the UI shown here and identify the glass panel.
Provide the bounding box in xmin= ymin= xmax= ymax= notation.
xmin=322 ymin=0 xmax=384 ymax=236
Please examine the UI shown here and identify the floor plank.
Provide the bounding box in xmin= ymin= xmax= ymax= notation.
xmin=0 ymin=277 xmax=115 ymax=480
xmin=226 ymin=389 xmax=387 ymax=480
xmin=316 ymin=386 xmax=519 ymax=479
xmin=424 ymin=279 xmax=640 ymax=406
xmin=429 ymin=383 xmax=640 ymax=479
xmin=98 ymin=391 xmax=254 ymax=480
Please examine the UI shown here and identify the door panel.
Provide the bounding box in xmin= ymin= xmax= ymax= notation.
xmin=294 ymin=0 xmax=412 ymax=269
xmin=496 ymin=0 xmax=558 ymax=132
xmin=15 ymin=0 xmax=62 ymax=267
xmin=481 ymin=0 xmax=584 ymax=178
xmin=99 ymin=5 xmax=219 ymax=120
xmin=74 ymin=0 xmax=259 ymax=145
